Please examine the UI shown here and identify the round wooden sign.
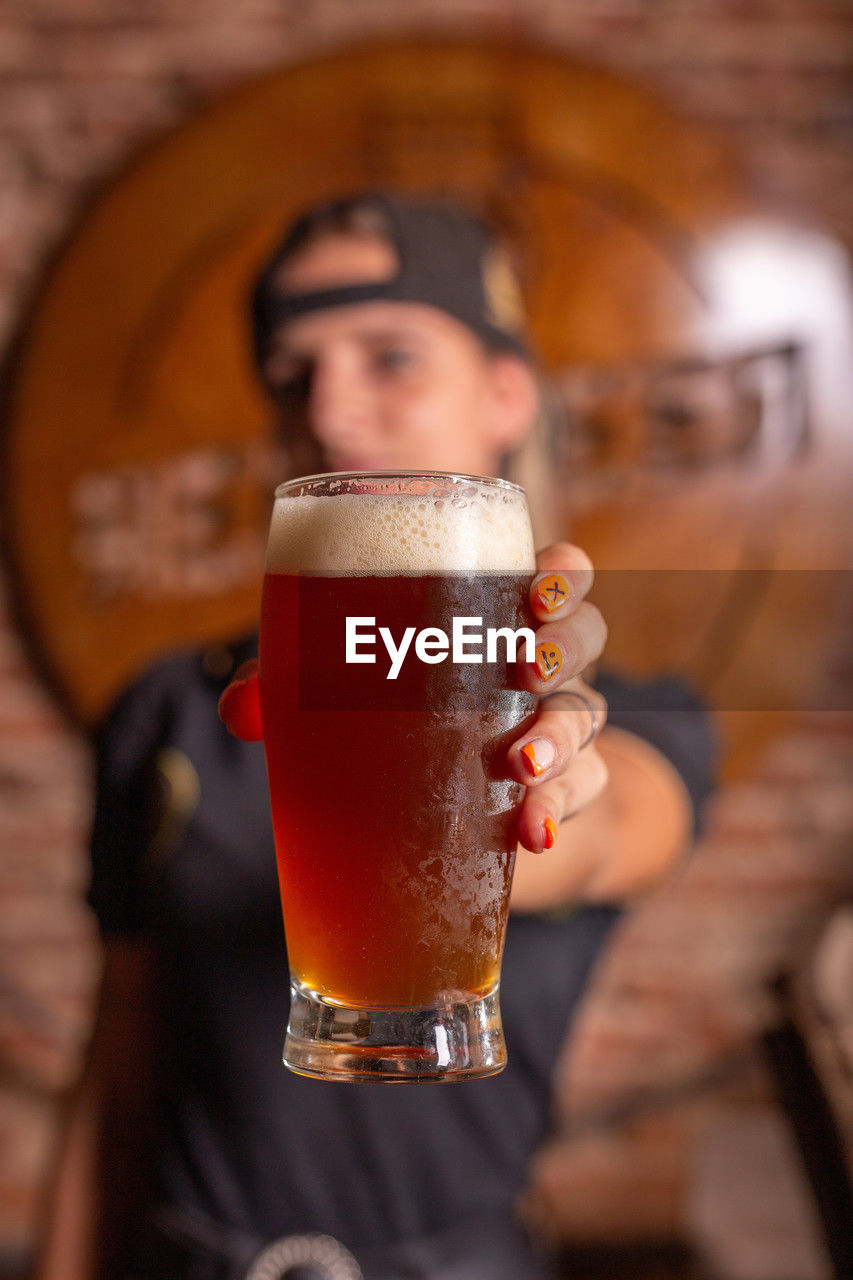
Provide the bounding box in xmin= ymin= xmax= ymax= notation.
xmin=3 ymin=39 xmax=748 ymax=725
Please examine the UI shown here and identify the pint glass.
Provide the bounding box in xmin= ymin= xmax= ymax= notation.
xmin=259 ymin=471 xmax=537 ymax=1081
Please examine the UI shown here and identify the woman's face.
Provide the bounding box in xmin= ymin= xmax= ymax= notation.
xmin=263 ymin=233 xmax=535 ymax=478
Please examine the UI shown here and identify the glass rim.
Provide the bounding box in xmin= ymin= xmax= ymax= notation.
xmin=273 ymin=469 xmax=526 ymax=500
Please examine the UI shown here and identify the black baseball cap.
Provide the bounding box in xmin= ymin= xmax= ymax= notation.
xmin=250 ymin=190 xmax=530 ymax=371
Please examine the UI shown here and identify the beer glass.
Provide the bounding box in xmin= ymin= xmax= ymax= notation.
xmin=258 ymin=471 xmax=537 ymax=1081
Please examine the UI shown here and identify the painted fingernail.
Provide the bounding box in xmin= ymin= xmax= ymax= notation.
xmin=543 ymin=817 xmax=558 ymax=849
xmin=535 ymin=574 xmax=571 ymax=613
xmin=535 ymin=641 xmax=563 ymax=682
xmin=521 ymin=739 xmax=555 ymax=777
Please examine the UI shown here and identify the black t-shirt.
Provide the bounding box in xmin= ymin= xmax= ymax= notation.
xmin=88 ymin=637 xmax=714 ymax=1254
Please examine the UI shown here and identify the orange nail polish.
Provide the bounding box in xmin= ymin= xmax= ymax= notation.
xmin=543 ymin=817 xmax=558 ymax=849
xmin=535 ymin=641 xmax=563 ymax=681
xmin=521 ymin=743 xmax=546 ymax=777
xmin=536 ymin=574 xmax=571 ymax=613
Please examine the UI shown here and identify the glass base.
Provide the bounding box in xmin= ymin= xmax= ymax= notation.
xmin=283 ymin=979 xmax=506 ymax=1082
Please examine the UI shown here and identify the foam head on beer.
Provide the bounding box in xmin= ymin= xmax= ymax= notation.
xmin=266 ymin=478 xmax=535 ymax=574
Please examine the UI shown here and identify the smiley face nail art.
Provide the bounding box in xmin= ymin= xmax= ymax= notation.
xmin=535 ymin=640 xmax=563 ymax=682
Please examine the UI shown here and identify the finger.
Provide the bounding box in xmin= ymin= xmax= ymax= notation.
xmin=517 ymin=748 xmax=610 ymax=853
xmin=534 ymin=542 xmax=594 ymax=578
xmin=530 ymin=544 xmax=594 ymax=622
xmin=529 ymin=568 xmax=593 ymax=622
xmin=508 ymin=681 xmax=608 ymax=785
xmin=516 ymin=601 xmax=608 ymax=693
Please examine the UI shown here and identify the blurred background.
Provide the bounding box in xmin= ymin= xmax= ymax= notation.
xmin=0 ymin=3 xmax=851 ymax=1279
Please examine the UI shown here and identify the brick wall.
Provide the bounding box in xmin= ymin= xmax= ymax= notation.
xmin=1 ymin=2 xmax=851 ymax=1275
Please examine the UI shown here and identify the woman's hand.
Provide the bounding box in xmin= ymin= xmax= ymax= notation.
xmin=218 ymin=541 xmax=610 ymax=856
xmin=509 ymin=543 xmax=609 ymax=853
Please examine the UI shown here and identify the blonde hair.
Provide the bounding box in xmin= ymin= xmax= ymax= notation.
xmin=504 ymin=375 xmax=566 ymax=547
